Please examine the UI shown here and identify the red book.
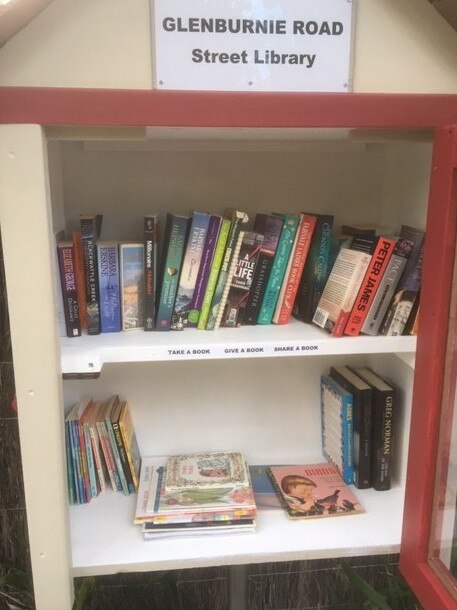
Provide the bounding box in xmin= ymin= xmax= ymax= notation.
xmin=273 ymin=214 xmax=317 ymax=325
xmin=57 ymin=241 xmax=81 ymax=338
xmin=344 ymin=236 xmax=397 ymax=336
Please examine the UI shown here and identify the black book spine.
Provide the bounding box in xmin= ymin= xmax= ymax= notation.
xmin=371 ymin=387 xmax=396 ymax=491
xmin=143 ymin=216 xmax=156 ymax=331
xmin=80 ymin=217 xmax=101 ymax=335
xmin=111 ymin=420 xmax=135 ymax=494
xmin=330 ymin=368 xmax=372 ymax=489
xmin=242 ymin=215 xmax=283 ymax=326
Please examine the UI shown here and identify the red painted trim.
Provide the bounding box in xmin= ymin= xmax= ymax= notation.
xmin=1 ymin=87 xmax=457 ymax=128
xmin=400 ymin=127 xmax=457 ymax=610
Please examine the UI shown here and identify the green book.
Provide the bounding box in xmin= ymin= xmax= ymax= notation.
xmin=206 ymin=209 xmax=249 ymax=330
xmin=258 ymin=214 xmax=300 ymax=325
xmin=155 ymin=214 xmax=190 ymax=331
xmin=197 ymin=218 xmax=232 ymax=330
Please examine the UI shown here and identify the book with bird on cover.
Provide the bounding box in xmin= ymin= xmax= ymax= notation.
xmin=267 ymin=463 xmax=364 ymax=520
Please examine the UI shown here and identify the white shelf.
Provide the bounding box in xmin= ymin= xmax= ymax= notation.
xmin=70 ymin=484 xmax=405 ymax=577
xmin=60 ymin=319 xmax=417 ymax=374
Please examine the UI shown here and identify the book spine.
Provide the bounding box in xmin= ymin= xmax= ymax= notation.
xmin=187 ymin=215 xmax=222 ymax=327
xmin=197 ymin=219 xmax=231 ymax=329
xmin=57 ymin=243 xmax=81 ymax=338
xmin=242 ymin=215 xmax=284 ymax=326
xmin=112 ymin=420 xmax=135 ymax=494
xmin=65 ymin=422 xmax=76 ymax=505
xmin=88 ymin=423 xmax=106 ymax=493
xmin=97 ymin=243 xmax=121 ymax=333
xmin=68 ymin=420 xmax=82 ymax=503
xmin=340 ymin=394 xmax=354 ymax=485
xmin=96 ymin=421 xmax=122 ymax=492
xmin=77 ymin=419 xmax=91 ymax=501
xmin=361 ymin=247 xmax=410 ymax=336
xmin=372 ymin=389 xmax=396 ymax=491
xmin=206 ymin=213 xmax=247 ymax=330
xmin=71 ymin=420 xmax=87 ymax=503
xmin=220 ymin=232 xmax=264 ymax=327
xmin=156 ymin=216 xmax=190 ymax=331
xmin=171 ymin=211 xmax=210 ymax=330
xmin=214 ymin=230 xmax=245 ymax=330
xmin=293 ymin=215 xmax=333 ymax=324
xmin=80 ymin=217 xmax=101 ymax=335
xmin=120 ymin=243 xmax=144 ymax=330
xmin=143 ymin=215 xmax=158 ymax=331
xmin=381 ymin=237 xmax=425 ymax=336
xmin=118 ymin=419 xmax=139 ymax=491
xmin=105 ymin=418 xmax=129 ymax=495
xmin=72 ymin=231 xmax=87 ymax=331
xmin=258 ymin=214 xmax=299 ymax=325
xmin=273 ymin=214 xmax=317 ymax=325
xmin=83 ymin=424 xmax=98 ymax=498
xmin=330 ymin=369 xmax=372 ymax=489
xmin=331 ymin=253 xmax=371 ymax=337
xmin=344 ymin=237 xmax=397 ymax=336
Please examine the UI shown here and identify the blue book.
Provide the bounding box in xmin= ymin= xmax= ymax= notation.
xmin=320 ymin=375 xmax=354 ymax=485
xmin=120 ymin=243 xmax=144 ymax=331
xmin=97 ymin=242 xmax=121 ymax=333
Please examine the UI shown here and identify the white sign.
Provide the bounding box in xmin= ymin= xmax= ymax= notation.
xmin=152 ymin=0 xmax=355 ymax=92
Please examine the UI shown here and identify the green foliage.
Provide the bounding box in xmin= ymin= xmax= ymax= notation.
xmin=339 ymin=559 xmax=424 ymax=610
xmin=0 ymin=562 xmax=35 ymax=610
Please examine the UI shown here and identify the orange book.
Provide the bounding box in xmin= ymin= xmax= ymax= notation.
xmin=273 ymin=214 xmax=317 ymax=325
xmin=344 ymin=236 xmax=397 ymax=336
xmin=72 ymin=231 xmax=88 ymax=330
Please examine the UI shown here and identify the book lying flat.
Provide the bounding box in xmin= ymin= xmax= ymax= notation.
xmin=268 ymin=463 xmax=364 ymax=519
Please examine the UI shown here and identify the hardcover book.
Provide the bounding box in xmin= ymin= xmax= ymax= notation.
xmin=267 ymin=463 xmax=364 ymax=519
xmin=362 ymin=225 xmax=422 ymax=336
xmin=293 ymin=213 xmax=334 ymax=324
xmin=351 ymin=367 xmax=397 ymax=491
xmin=344 ymin=236 xmax=397 ymax=336
xmin=197 ymin=218 xmax=231 ymax=330
xmin=312 ymin=247 xmax=371 ymax=337
xmin=330 ymin=366 xmax=373 ymax=489
xmin=57 ymin=241 xmax=81 ymax=338
xmin=165 ymin=451 xmax=250 ymax=492
xmin=156 ymin=214 xmax=190 ymax=331
xmin=242 ymin=214 xmax=284 ymax=326
xmin=104 ymin=395 xmax=129 ymax=495
xmin=321 ymin=375 xmax=354 ymax=485
xmin=110 ymin=397 xmax=136 ymax=494
xmin=80 ymin=214 xmax=103 ymax=335
xmin=135 ymin=456 xmax=256 ymax=524
xmin=206 ymin=209 xmax=249 ymax=330
xmin=273 ymin=214 xmax=317 ymax=325
xmin=118 ymin=400 xmax=141 ymax=492
xmin=97 ymin=241 xmax=121 ymax=333
xmin=171 ymin=211 xmax=211 ymax=330
xmin=258 ymin=213 xmax=300 ymax=325
xmin=143 ymin=214 xmax=159 ymax=331
xmin=120 ymin=242 xmax=144 ymax=331
xmin=95 ymin=400 xmax=122 ymax=492
xmin=381 ymin=229 xmax=425 ymax=336
xmin=187 ymin=215 xmax=222 ymax=327
xmin=220 ymin=231 xmax=264 ymax=327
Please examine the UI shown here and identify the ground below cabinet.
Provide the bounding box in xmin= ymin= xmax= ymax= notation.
xmin=1 ymin=89 xmax=457 ymax=610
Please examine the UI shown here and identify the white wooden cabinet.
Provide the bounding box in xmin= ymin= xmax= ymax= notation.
xmin=0 ymin=105 xmax=447 ymax=609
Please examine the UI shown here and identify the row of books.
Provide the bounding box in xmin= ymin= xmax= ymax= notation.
xmin=321 ymin=365 xmax=398 ymax=492
xmin=57 ymin=211 xmax=424 ymax=339
xmin=65 ymin=395 xmax=141 ymax=505
xmin=134 ymin=452 xmax=257 ymax=540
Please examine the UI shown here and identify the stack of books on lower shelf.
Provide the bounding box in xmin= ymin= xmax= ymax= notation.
xmin=65 ymin=395 xmax=141 ymax=505
xmin=134 ymin=452 xmax=257 ymax=540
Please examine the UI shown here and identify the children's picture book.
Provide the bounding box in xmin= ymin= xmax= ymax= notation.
xmin=267 ymin=463 xmax=364 ymax=519
xmin=165 ymin=451 xmax=250 ymax=491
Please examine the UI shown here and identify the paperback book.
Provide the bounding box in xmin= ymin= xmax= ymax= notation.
xmin=267 ymin=463 xmax=364 ymax=519
xmin=57 ymin=241 xmax=81 ymax=337
xmin=120 ymin=243 xmax=144 ymax=330
xmin=97 ymin=241 xmax=121 ymax=333
xmin=80 ymin=214 xmax=103 ymax=335
xmin=143 ymin=214 xmax=159 ymax=331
